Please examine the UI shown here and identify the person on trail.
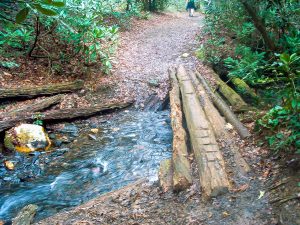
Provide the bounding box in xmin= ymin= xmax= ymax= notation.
xmin=186 ymin=0 xmax=196 ymax=17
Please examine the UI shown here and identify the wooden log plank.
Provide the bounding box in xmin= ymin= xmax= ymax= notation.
xmin=176 ymin=65 xmax=230 ymax=198
xmin=0 ymin=95 xmax=64 ymax=118
xmin=158 ymin=159 xmax=173 ymax=192
xmin=189 ymin=71 xmax=250 ymax=174
xmin=196 ymin=71 xmax=251 ymax=139
xmin=0 ymin=80 xmax=84 ymax=99
xmin=0 ymin=100 xmax=133 ymax=132
xmin=169 ymin=67 xmax=192 ymax=191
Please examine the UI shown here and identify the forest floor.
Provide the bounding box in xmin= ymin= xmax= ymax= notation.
xmin=0 ymin=12 xmax=299 ymax=225
xmin=33 ymin=12 xmax=299 ymax=225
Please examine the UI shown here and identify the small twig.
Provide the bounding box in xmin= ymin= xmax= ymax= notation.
xmin=28 ymin=16 xmax=40 ymax=57
xmin=270 ymin=194 xmax=300 ymax=205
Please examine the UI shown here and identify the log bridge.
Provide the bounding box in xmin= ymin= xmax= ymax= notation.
xmin=159 ymin=65 xmax=251 ymax=199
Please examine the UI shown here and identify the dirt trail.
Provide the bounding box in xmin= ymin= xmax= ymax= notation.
xmin=35 ymin=13 xmax=279 ymax=225
xmin=112 ymin=12 xmax=201 ymax=107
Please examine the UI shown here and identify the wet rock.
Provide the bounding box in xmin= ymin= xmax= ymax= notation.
xmin=59 ymin=124 xmax=79 ymax=137
xmin=148 ymin=79 xmax=160 ymax=88
xmin=53 ymin=140 xmax=63 ymax=147
xmin=48 ymin=133 xmax=56 ymax=140
xmin=12 ymin=204 xmax=38 ymax=225
xmin=4 ymin=161 xmax=14 ymax=170
xmin=4 ymin=124 xmax=51 ymax=153
xmin=90 ymin=128 xmax=99 ymax=134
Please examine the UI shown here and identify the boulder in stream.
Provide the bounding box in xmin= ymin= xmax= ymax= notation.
xmin=4 ymin=124 xmax=51 ymax=153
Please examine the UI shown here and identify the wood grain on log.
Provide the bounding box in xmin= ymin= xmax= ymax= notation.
xmin=177 ymin=65 xmax=230 ymax=198
xmin=189 ymin=71 xmax=250 ymax=174
xmin=196 ymin=72 xmax=251 ymax=139
xmin=0 ymin=94 xmax=64 ymax=118
xmin=0 ymin=100 xmax=133 ymax=132
xmin=0 ymin=80 xmax=84 ymax=99
xmin=169 ymin=67 xmax=192 ymax=191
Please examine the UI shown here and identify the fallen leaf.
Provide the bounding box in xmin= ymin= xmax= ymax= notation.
xmin=258 ymin=190 xmax=265 ymax=200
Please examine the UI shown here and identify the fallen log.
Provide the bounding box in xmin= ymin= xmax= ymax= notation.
xmin=176 ymin=65 xmax=230 ymax=198
xmin=0 ymin=100 xmax=133 ymax=132
xmin=0 ymin=80 xmax=84 ymax=99
xmin=189 ymin=71 xmax=250 ymax=174
xmin=231 ymin=77 xmax=258 ymax=101
xmin=0 ymin=94 xmax=64 ymax=118
xmin=196 ymin=71 xmax=251 ymax=139
xmin=158 ymin=159 xmax=173 ymax=192
xmin=169 ymin=67 xmax=192 ymax=191
xmin=206 ymin=68 xmax=248 ymax=110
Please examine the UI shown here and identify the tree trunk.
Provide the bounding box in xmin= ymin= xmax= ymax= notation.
xmin=0 ymin=100 xmax=133 ymax=132
xmin=240 ymin=0 xmax=276 ymax=51
xmin=196 ymin=72 xmax=251 ymax=139
xmin=189 ymin=71 xmax=250 ymax=174
xmin=158 ymin=159 xmax=173 ymax=192
xmin=0 ymin=80 xmax=84 ymax=99
xmin=177 ymin=65 xmax=230 ymax=198
xmin=0 ymin=94 xmax=64 ymax=118
xmin=169 ymin=67 xmax=192 ymax=191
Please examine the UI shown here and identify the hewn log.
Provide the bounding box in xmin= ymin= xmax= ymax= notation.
xmin=196 ymin=71 xmax=251 ymax=139
xmin=158 ymin=159 xmax=173 ymax=192
xmin=189 ymin=71 xmax=250 ymax=174
xmin=0 ymin=95 xmax=64 ymax=118
xmin=0 ymin=100 xmax=134 ymax=132
xmin=176 ymin=65 xmax=230 ymax=198
xmin=169 ymin=67 xmax=192 ymax=191
xmin=0 ymin=80 xmax=84 ymax=99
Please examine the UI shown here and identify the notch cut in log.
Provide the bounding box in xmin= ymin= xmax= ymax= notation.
xmin=158 ymin=159 xmax=173 ymax=192
xmin=176 ymin=65 xmax=230 ymax=198
xmin=0 ymin=80 xmax=84 ymax=99
xmin=189 ymin=71 xmax=250 ymax=174
xmin=0 ymin=100 xmax=134 ymax=132
xmin=169 ymin=67 xmax=192 ymax=191
xmin=196 ymin=71 xmax=251 ymax=139
xmin=0 ymin=94 xmax=64 ymax=118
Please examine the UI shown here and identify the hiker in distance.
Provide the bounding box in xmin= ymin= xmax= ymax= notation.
xmin=186 ymin=0 xmax=196 ymax=17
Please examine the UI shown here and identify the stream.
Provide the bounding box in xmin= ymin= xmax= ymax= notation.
xmin=0 ymin=109 xmax=172 ymax=221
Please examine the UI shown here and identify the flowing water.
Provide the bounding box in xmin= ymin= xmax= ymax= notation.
xmin=0 ymin=110 xmax=172 ymax=221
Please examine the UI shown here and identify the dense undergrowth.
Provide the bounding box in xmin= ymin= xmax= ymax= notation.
xmin=0 ymin=0 xmax=173 ymax=76
xmin=198 ymin=0 xmax=300 ymax=154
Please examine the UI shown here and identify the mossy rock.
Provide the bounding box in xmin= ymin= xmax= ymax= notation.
xmin=4 ymin=124 xmax=51 ymax=153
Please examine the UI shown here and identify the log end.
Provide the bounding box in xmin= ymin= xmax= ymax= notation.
xmin=158 ymin=159 xmax=173 ymax=192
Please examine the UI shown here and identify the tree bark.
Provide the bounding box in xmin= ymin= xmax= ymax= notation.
xmin=158 ymin=159 xmax=173 ymax=192
xmin=207 ymin=68 xmax=248 ymax=110
xmin=0 ymin=100 xmax=133 ymax=132
xmin=169 ymin=67 xmax=192 ymax=191
xmin=0 ymin=94 xmax=64 ymax=118
xmin=0 ymin=80 xmax=84 ymax=99
xmin=231 ymin=77 xmax=258 ymax=101
xmin=196 ymin=71 xmax=251 ymax=139
xmin=240 ymin=0 xmax=276 ymax=51
xmin=189 ymin=71 xmax=250 ymax=174
xmin=177 ymin=65 xmax=230 ymax=198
